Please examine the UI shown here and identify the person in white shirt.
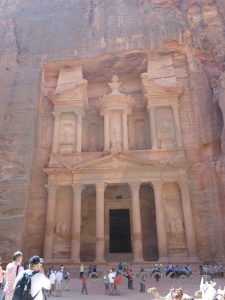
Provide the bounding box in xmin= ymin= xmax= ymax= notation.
xmin=55 ymin=270 xmax=63 ymax=297
xmin=14 ymin=256 xmax=50 ymax=300
xmin=108 ymin=270 xmax=115 ymax=296
xmin=48 ymin=271 xmax=56 ymax=297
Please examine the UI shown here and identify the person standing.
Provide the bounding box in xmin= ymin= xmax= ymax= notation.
xmin=80 ymin=264 xmax=84 ymax=279
xmin=103 ymin=273 xmax=109 ymax=294
xmin=82 ymin=276 xmax=88 ymax=295
xmin=13 ymin=255 xmax=51 ymax=300
xmin=118 ymin=262 xmax=122 ymax=272
xmin=63 ymin=270 xmax=70 ymax=291
xmin=108 ymin=270 xmax=115 ymax=296
xmin=3 ymin=251 xmax=23 ymax=300
xmin=88 ymin=265 xmax=92 ymax=278
xmin=55 ymin=269 xmax=63 ymax=297
xmin=139 ymin=268 xmax=145 ymax=293
xmin=127 ymin=269 xmax=133 ymax=290
xmin=48 ymin=271 xmax=56 ymax=297
xmin=115 ymin=271 xmax=122 ymax=295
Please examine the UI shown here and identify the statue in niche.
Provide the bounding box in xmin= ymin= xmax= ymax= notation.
xmin=111 ymin=124 xmax=122 ymax=152
xmin=62 ymin=124 xmax=73 ymax=143
xmin=112 ymin=124 xmax=121 ymax=141
xmin=89 ymin=135 xmax=98 ymax=151
xmin=169 ymin=219 xmax=185 ymax=246
xmin=55 ymin=222 xmax=71 ymax=239
xmin=159 ymin=119 xmax=174 ymax=149
xmin=108 ymin=75 xmax=122 ymax=94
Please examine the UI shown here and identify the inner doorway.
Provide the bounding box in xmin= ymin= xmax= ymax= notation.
xmin=109 ymin=209 xmax=132 ymax=253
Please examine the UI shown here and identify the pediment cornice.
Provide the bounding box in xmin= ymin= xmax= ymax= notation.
xmin=48 ymin=79 xmax=88 ymax=109
xmin=141 ymin=73 xmax=184 ymax=100
xmin=65 ymin=153 xmax=157 ymax=172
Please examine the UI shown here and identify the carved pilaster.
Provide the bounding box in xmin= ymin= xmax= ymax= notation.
xmin=171 ymin=104 xmax=183 ymax=148
xmin=151 ymin=180 xmax=168 ymax=260
xmin=95 ymin=182 xmax=107 ymax=263
xmin=178 ymin=180 xmax=198 ymax=259
xmin=70 ymin=182 xmax=85 ymax=262
xmin=147 ymin=105 xmax=157 ymax=149
xmin=52 ymin=112 xmax=61 ymax=153
xmin=129 ymin=181 xmax=144 ymax=262
xmin=43 ymin=183 xmax=58 ymax=260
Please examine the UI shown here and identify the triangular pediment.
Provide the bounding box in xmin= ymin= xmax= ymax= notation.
xmin=67 ymin=153 xmax=156 ymax=171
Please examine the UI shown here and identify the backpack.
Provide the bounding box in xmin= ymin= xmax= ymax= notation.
xmin=12 ymin=271 xmax=39 ymax=300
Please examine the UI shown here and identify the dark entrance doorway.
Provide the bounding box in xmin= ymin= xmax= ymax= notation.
xmin=109 ymin=209 xmax=132 ymax=253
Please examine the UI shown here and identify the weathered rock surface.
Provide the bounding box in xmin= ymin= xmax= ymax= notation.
xmin=0 ymin=0 xmax=225 ymax=264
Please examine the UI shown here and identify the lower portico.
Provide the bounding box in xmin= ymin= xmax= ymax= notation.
xmin=43 ymin=153 xmax=199 ymax=264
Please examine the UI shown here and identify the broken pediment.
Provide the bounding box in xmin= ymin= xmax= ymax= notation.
xmin=48 ymin=79 xmax=88 ymax=108
xmin=66 ymin=153 xmax=156 ymax=171
xmin=141 ymin=72 xmax=184 ymax=106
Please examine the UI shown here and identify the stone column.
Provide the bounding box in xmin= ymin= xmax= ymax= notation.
xmin=95 ymin=182 xmax=107 ymax=263
xmin=76 ymin=113 xmax=83 ymax=153
xmin=70 ymin=183 xmax=84 ymax=262
xmin=129 ymin=182 xmax=144 ymax=262
xmin=122 ymin=112 xmax=129 ymax=151
xmin=43 ymin=184 xmax=58 ymax=260
xmin=148 ymin=106 xmax=158 ymax=149
xmin=103 ymin=113 xmax=110 ymax=151
xmin=151 ymin=181 xmax=168 ymax=260
xmin=171 ymin=104 xmax=183 ymax=148
xmin=52 ymin=112 xmax=61 ymax=153
xmin=179 ymin=181 xmax=198 ymax=259
xmin=128 ymin=116 xmax=134 ymax=150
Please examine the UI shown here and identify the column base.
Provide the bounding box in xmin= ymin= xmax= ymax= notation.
xmin=132 ymin=258 xmax=145 ymax=264
xmin=94 ymin=259 xmax=107 ymax=266
xmin=70 ymin=259 xmax=81 ymax=263
xmin=158 ymin=257 xmax=169 ymax=262
xmin=188 ymin=257 xmax=200 ymax=262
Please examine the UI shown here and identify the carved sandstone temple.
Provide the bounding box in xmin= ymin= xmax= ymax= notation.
xmin=1 ymin=1 xmax=225 ymax=266
xmin=42 ymin=62 xmax=199 ymax=264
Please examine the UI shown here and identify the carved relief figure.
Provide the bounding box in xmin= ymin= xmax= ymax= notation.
xmin=169 ymin=218 xmax=185 ymax=246
xmin=112 ymin=124 xmax=121 ymax=141
xmin=108 ymin=75 xmax=121 ymax=94
xmin=88 ymin=135 xmax=98 ymax=151
xmin=159 ymin=119 xmax=175 ymax=149
xmin=62 ymin=124 xmax=74 ymax=143
xmin=55 ymin=222 xmax=71 ymax=239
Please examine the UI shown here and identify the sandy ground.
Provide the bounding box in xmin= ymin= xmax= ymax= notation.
xmin=1 ymin=275 xmax=225 ymax=300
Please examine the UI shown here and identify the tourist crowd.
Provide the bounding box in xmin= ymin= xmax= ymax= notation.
xmin=0 ymin=253 xmax=224 ymax=298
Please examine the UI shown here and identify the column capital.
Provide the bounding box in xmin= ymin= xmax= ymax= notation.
xmin=129 ymin=181 xmax=141 ymax=192
xmin=74 ymin=108 xmax=85 ymax=116
xmin=45 ymin=183 xmax=58 ymax=193
xmin=52 ymin=111 xmax=61 ymax=118
xmin=147 ymin=105 xmax=156 ymax=112
xmin=178 ymin=180 xmax=190 ymax=189
xmin=72 ymin=183 xmax=85 ymax=193
xmin=171 ymin=103 xmax=180 ymax=110
xmin=151 ymin=180 xmax=163 ymax=190
xmin=95 ymin=182 xmax=107 ymax=192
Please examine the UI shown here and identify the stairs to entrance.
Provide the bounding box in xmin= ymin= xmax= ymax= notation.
xmin=105 ymin=253 xmax=133 ymax=263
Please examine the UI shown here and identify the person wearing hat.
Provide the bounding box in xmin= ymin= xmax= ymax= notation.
xmin=14 ymin=255 xmax=50 ymax=300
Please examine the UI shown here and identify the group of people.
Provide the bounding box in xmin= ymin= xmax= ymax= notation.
xmin=46 ymin=265 xmax=70 ymax=296
xmin=102 ymin=263 xmax=147 ymax=296
xmin=199 ymin=264 xmax=224 ymax=278
xmin=0 ymin=251 xmax=51 ymax=300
